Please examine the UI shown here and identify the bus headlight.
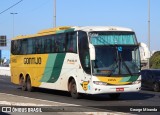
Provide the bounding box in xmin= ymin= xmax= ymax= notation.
xmin=132 ymin=80 xmax=141 ymax=84
xmin=93 ymin=81 xmax=108 ymax=86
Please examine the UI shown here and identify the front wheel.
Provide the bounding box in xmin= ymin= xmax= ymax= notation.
xmin=69 ymin=79 xmax=80 ymax=99
xmin=153 ymin=83 xmax=160 ymax=92
xmin=109 ymin=93 xmax=121 ymax=100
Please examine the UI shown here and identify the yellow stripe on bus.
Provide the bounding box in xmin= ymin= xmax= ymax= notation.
xmin=97 ymin=76 xmax=130 ymax=85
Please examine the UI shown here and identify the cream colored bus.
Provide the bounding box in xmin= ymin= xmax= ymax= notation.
xmin=10 ymin=26 xmax=141 ymax=99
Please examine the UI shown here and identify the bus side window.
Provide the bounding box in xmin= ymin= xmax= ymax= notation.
xmin=35 ymin=39 xmax=38 ymax=54
xmin=78 ymin=31 xmax=91 ymax=74
xmin=41 ymin=37 xmax=45 ymax=53
xmin=54 ymin=34 xmax=65 ymax=53
xmin=35 ymin=38 xmax=42 ymax=54
xmin=15 ymin=40 xmax=22 ymax=55
xmin=11 ymin=40 xmax=20 ymax=55
xmin=54 ymin=37 xmax=59 ymax=52
xmin=11 ymin=41 xmax=15 ymax=54
xmin=72 ymin=33 xmax=77 ymax=53
xmin=59 ymin=34 xmax=65 ymax=52
xmin=32 ymin=39 xmax=36 ymax=54
xmin=66 ymin=32 xmax=77 ymax=53
xmin=44 ymin=38 xmax=52 ymax=53
xmin=27 ymin=39 xmax=33 ymax=54
xmin=21 ymin=39 xmax=28 ymax=54
xmin=51 ymin=35 xmax=55 ymax=53
xmin=11 ymin=40 xmax=22 ymax=55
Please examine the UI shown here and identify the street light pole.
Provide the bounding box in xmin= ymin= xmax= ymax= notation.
xmin=54 ymin=0 xmax=56 ymax=28
xmin=10 ymin=13 xmax=18 ymax=38
xmin=148 ymin=0 xmax=150 ymax=69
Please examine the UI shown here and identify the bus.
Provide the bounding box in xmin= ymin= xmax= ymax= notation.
xmin=10 ymin=26 xmax=141 ymax=99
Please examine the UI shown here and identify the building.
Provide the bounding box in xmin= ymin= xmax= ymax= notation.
xmin=139 ymin=42 xmax=150 ymax=68
xmin=0 ymin=35 xmax=10 ymax=60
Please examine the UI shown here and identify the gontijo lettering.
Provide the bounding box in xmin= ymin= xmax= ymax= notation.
xmin=24 ymin=57 xmax=41 ymax=64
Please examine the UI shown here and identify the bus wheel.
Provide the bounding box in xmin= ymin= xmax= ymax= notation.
xmin=109 ymin=93 xmax=120 ymax=100
xmin=20 ymin=76 xmax=27 ymax=91
xmin=26 ymin=77 xmax=33 ymax=92
xmin=70 ymin=79 xmax=80 ymax=99
xmin=153 ymin=83 xmax=160 ymax=92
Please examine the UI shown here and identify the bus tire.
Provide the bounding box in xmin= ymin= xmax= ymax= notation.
xmin=69 ymin=79 xmax=80 ymax=99
xmin=153 ymin=83 xmax=160 ymax=92
xmin=26 ymin=76 xmax=33 ymax=92
xmin=20 ymin=76 xmax=27 ymax=91
xmin=109 ymin=93 xmax=120 ymax=100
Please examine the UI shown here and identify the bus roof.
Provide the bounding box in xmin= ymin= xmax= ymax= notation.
xmin=12 ymin=26 xmax=72 ymax=40
xmin=12 ymin=26 xmax=134 ymax=40
xmin=73 ymin=26 xmax=133 ymax=32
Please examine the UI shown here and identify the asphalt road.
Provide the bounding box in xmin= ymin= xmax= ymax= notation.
xmin=0 ymin=75 xmax=160 ymax=114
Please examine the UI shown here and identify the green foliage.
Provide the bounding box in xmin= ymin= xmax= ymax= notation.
xmin=0 ymin=58 xmax=4 ymax=65
xmin=0 ymin=59 xmax=2 ymax=64
xmin=150 ymin=51 xmax=160 ymax=69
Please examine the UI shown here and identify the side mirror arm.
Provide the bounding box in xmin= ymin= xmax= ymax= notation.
xmin=89 ymin=44 xmax=95 ymax=60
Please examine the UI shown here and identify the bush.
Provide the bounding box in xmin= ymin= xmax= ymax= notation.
xmin=150 ymin=51 xmax=160 ymax=69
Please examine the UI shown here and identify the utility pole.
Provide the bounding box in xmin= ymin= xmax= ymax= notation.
xmin=148 ymin=0 xmax=150 ymax=69
xmin=10 ymin=13 xmax=18 ymax=38
xmin=54 ymin=0 xmax=56 ymax=28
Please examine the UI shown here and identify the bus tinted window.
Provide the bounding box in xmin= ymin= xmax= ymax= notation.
xmin=11 ymin=31 xmax=77 ymax=55
xmin=66 ymin=32 xmax=77 ymax=53
xmin=78 ymin=31 xmax=91 ymax=74
xmin=21 ymin=39 xmax=28 ymax=54
xmin=35 ymin=38 xmax=43 ymax=54
xmin=90 ymin=31 xmax=136 ymax=45
xmin=44 ymin=37 xmax=52 ymax=53
xmin=11 ymin=40 xmax=22 ymax=55
xmin=55 ymin=34 xmax=65 ymax=52
xmin=28 ymin=39 xmax=34 ymax=54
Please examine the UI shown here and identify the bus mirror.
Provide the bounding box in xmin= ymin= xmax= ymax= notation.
xmin=89 ymin=44 xmax=95 ymax=60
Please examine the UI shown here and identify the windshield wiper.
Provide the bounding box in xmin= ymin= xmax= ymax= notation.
xmin=122 ymin=61 xmax=133 ymax=76
xmin=107 ymin=47 xmax=120 ymax=77
xmin=119 ymin=52 xmax=133 ymax=76
xmin=107 ymin=59 xmax=119 ymax=77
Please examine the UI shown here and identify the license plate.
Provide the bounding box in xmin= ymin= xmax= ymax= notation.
xmin=116 ymin=88 xmax=124 ymax=92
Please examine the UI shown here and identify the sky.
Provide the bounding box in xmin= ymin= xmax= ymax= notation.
xmin=0 ymin=0 xmax=160 ymax=59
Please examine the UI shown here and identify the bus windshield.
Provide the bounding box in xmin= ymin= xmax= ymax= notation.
xmin=90 ymin=31 xmax=140 ymax=76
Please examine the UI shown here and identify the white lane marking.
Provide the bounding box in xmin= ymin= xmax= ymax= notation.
xmin=0 ymin=93 xmax=80 ymax=106
xmin=0 ymin=93 xmax=129 ymax=114
xmin=0 ymin=101 xmax=51 ymax=106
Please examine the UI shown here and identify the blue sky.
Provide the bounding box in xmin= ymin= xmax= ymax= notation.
xmin=0 ymin=0 xmax=160 ymax=55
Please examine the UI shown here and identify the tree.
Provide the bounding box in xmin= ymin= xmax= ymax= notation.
xmin=150 ymin=51 xmax=160 ymax=69
xmin=0 ymin=58 xmax=3 ymax=65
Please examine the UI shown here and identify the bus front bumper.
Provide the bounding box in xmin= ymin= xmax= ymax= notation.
xmin=90 ymin=83 xmax=141 ymax=94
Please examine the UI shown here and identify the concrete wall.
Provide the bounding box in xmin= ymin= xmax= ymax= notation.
xmin=0 ymin=67 xmax=10 ymax=76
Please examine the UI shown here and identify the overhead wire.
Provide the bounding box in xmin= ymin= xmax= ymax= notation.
xmin=0 ymin=0 xmax=24 ymax=15
xmin=0 ymin=0 xmax=51 ymax=50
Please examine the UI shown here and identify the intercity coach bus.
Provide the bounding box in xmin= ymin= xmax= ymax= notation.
xmin=10 ymin=26 xmax=141 ymax=99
